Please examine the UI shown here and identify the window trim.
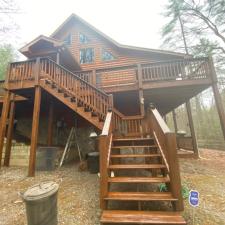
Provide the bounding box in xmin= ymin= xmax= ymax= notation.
xmin=79 ymin=32 xmax=89 ymax=44
xmin=101 ymin=48 xmax=117 ymax=61
xmin=63 ymin=34 xmax=72 ymax=46
xmin=79 ymin=48 xmax=94 ymax=64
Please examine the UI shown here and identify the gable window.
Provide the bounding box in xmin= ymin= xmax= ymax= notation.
xmin=80 ymin=48 xmax=94 ymax=64
xmin=79 ymin=33 xmax=89 ymax=44
xmin=63 ymin=34 xmax=72 ymax=45
xmin=102 ymin=49 xmax=116 ymax=61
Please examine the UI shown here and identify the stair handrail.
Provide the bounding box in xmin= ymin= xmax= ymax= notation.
xmin=40 ymin=57 xmax=109 ymax=96
xmin=99 ymin=111 xmax=113 ymax=209
xmin=147 ymin=106 xmax=184 ymax=211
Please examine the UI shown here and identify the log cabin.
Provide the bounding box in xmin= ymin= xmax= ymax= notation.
xmin=0 ymin=13 xmax=225 ymax=224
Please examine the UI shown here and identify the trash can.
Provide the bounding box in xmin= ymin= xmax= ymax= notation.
xmin=87 ymin=152 xmax=99 ymax=174
xmin=21 ymin=181 xmax=59 ymax=225
xmin=36 ymin=147 xmax=58 ymax=171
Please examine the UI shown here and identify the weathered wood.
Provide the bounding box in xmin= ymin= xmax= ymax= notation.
xmin=47 ymin=99 xmax=54 ymax=146
xmin=0 ymin=91 xmax=11 ymax=167
xmin=3 ymin=97 xmax=15 ymax=167
xmin=172 ymin=110 xmax=178 ymax=134
xmin=186 ymin=101 xmax=199 ymax=157
xmin=28 ymin=86 xmax=41 ymax=177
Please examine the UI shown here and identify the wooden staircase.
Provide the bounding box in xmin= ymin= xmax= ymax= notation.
xmin=6 ymin=57 xmax=113 ymax=130
xmin=99 ymin=112 xmax=186 ymax=224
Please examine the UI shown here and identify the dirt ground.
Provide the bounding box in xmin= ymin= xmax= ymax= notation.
xmin=0 ymin=148 xmax=225 ymax=225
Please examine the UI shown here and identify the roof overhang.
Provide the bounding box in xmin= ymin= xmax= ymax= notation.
xmin=20 ymin=35 xmax=64 ymax=58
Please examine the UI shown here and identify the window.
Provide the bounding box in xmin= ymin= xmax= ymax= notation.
xmin=80 ymin=48 xmax=94 ymax=64
xmin=102 ymin=49 xmax=116 ymax=61
xmin=63 ymin=34 xmax=72 ymax=45
xmin=79 ymin=33 xmax=89 ymax=44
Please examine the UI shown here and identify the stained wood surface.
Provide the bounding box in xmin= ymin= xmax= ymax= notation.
xmin=110 ymin=153 xmax=161 ymax=158
xmin=105 ymin=192 xmax=177 ymax=201
xmin=108 ymin=177 xmax=170 ymax=183
xmin=101 ymin=210 xmax=186 ymax=224
xmin=109 ymin=164 xmax=166 ymax=170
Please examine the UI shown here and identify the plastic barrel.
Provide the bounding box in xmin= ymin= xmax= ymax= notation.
xmin=87 ymin=152 xmax=100 ymax=174
xmin=21 ymin=182 xmax=59 ymax=225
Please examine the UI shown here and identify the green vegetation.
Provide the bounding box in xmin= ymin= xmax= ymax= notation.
xmin=0 ymin=44 xmax=17 ymax=80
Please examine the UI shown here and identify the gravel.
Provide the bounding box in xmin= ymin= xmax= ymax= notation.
xmin=0 ymin=148 xmax=225 ymax=225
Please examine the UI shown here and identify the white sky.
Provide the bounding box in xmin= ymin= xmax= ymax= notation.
xmin=13 ymin=0 xmax=167 ymax=51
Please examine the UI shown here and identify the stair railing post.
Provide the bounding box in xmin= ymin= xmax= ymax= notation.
xmin=109 ymin=94 xmax=113 ymax=112
xmin=34 ymin=57 xmax=41 ymax=85
xmin=99 ymin=134 xmax=108 ymax=209
xmin=165 ymin=132 xmax=184 ymax=211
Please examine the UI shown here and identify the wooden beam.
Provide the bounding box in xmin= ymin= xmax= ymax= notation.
xmin=139 ymin=89 xmax=145 ymax=116
xmin=0 ymin=91 xmax=11 ymax=167
xmin=28 ymin=86 xmax=41 ymax=177
xmin=47 ymin=99 xmax=54 ymax=146
xmin=172 ymin=110 xmax=178 ymax=134
xmin=186 ymin=101 xmax=199 ymax=157
xmin=4 ymin=98 xmax=15 ymax=166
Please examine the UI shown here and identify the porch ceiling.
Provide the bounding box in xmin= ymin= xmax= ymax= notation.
xmin=143 ymin=83 xmax=211 ymax=115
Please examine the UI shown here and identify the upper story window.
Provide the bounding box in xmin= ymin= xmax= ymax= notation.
xmin=80 ymin=48 xmax=94 ymax=64
xmin=79 ymin=33 xmax=89 ymax=44
xmin=63 ymin=34 xmax=72 ymax=45
xmin=102 ymin=49 xmax=116 ymax=61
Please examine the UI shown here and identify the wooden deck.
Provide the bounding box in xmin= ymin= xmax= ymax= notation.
xmin=5 ymin=57 xmax=213 ymax=93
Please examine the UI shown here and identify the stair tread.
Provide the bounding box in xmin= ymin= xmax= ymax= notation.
xmin=105 ymin=192 xmax=177 ymax=201
xmin=111 ymin=154 xmax=161 ymax=158
xmin=113 ymin=137 xmax=153 ymax=141
xmin=112 ymin=145 xmax=157 ymax=149
xmin=108 ymin=176 xmax=170 ymax=183
xmin=109 ymin=164 xmax=166 ymax=169
xmin=101 ymin=210 xmax=186 ymax=224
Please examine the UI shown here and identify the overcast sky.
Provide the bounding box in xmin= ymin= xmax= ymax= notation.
xmin=13 ymin=0 xmax=167 ymax=50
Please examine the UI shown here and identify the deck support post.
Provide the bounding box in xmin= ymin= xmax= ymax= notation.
xmin=137 ymin=64 xmax=145 ymax=116
xmin=3 ymin=97 xmax=15 ymax=167
xmin=0 ymin=91 xmax=11 ymax=167
xmin=172 ymin=110 xmax=178 ymax=134
xmin=47 ymin=99 xmax=54 ymax=146
xmin=186 ymin=101 xmax=199 ymax=157
xmin=28 ymin=86 xmax=41 ymax=177
xmin=209 ymin=57 xmax=225 ymax=139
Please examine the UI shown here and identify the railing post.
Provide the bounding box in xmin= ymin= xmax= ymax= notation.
xmin=92 ymin=69 xmax=96 ymax=86
xmin=165 ymin=132 xmax=184 ymax=211
xmin=109 ymin=94 xmax=113 ymax=112
xmin=4 ymin=64 xmax=11 ymax=89
xmin=34 ymin=57 xmax=41 ymax=85
xmin=99 ymin=134 xmax=108 ymax=209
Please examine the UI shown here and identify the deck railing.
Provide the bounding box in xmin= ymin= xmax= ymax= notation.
xmin=39 ymin=58 xmax=111 ymax=119
xmin=6 ymin=57 xmax=211 ymax=92
xmin=113 ymin=108 xmax=144 ymax=137
xmin=147 ymin=106 xmax=184 ymax=211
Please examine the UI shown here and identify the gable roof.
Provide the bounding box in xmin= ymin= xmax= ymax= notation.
xmin=51 ymin=13 xmax=189 ymax=58
xmin=20 ymin=35 xmax=64 ymax=53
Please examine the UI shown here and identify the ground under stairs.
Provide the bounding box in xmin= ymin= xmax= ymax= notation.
xmin=100 ymin=137 xmax=186 ymax=225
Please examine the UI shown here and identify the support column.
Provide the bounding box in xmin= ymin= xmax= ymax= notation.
xmin=209 ymin=56 xmax=225 ymax=139
xmin=212 ymin=84 xmax=225 ymax=139
xmin=137 ymin=64 xmax=145 ymax=116
xmin=186 ymin=101 xmax=199 ymax=157
xmin=28 ymin=86 xmax=41 ymax=177
xmin=0 ymin=91 xmax=11 ymax=167
xmin=47 ymin=99 xmax=54 ymax=146
xmin=172 ymin=110 xmax=178 ymax=134
xmin=4 ymin=98 xmax=15 ymax=166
